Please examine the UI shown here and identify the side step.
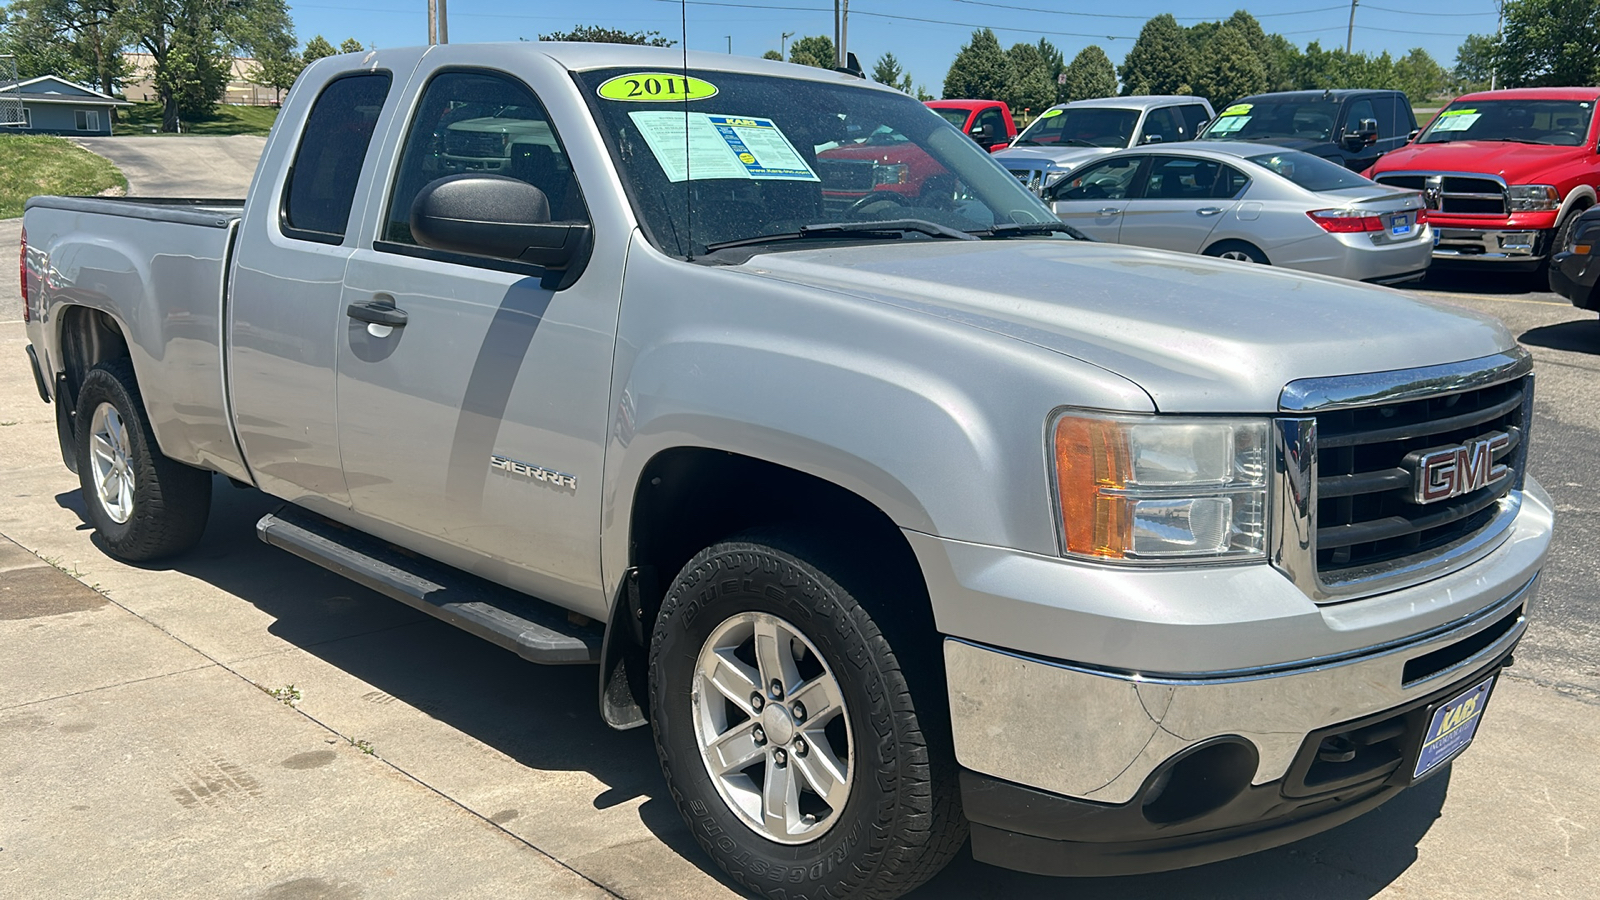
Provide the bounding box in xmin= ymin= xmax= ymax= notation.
xmin=256 ymin=506 xmax=601 ymax=665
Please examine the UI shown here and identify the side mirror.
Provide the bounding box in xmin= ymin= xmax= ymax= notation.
xmin=410 ymin=174 xmax=591 ymax=286
xmin=972 ymin=122 xmax=1000 ymax=145
xmin=1408 ymin=128 xmax=1421 ymax=142
xmin=1141 ymin=133 xmax=1164 ymax=145
xmin=1343 ymin=117 xmax=1380 ymax=149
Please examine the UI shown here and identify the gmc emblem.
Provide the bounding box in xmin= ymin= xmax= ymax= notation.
xmin=1406 ymin=433 xmax=1512 ymax=505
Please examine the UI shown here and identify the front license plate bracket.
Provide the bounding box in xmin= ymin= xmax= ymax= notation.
xmin=1411 ymin=674 xmax=1496 ymax=781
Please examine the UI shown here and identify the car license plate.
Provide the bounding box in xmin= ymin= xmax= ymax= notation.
xmin=1413 ymin=675 xmax=1496 ymax=780
xmin=1391 ymin=214 xmax=1411 ymax=236
xmin=1433 ymin=229 xmax=1441 ymax=247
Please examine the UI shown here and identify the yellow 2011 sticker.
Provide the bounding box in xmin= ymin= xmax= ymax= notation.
xmin=597 ymin=73 xmax=719 ymax=102
xmin=1039 ymin=108 xmax=1064 ymax=119
xmin=1220 ymin=103 xmax=1253 ymax=116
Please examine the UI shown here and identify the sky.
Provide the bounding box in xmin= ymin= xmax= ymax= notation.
xmin=286 ymin=0 xmax=1504 ymax=95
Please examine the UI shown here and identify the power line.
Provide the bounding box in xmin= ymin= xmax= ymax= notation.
xmin=945 ymin=0 xmax=1349 ymax=21
xmin=649 ymin=0 xmax=1139 ymax=39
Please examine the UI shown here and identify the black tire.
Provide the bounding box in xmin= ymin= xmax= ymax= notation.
xmin=1204 ymin=240 xmax=1270 ymax=265
xmin=649 ymin=533 xmax=965 ymax=900
xmin=75 ymin=360 xmax=212 ymax=561
xmin=1553 ymin=206 xmax=1587 ymax=257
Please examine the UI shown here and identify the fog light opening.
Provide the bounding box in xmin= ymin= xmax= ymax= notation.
xmin=1140 ymin=738 xmax=1259 ymax=825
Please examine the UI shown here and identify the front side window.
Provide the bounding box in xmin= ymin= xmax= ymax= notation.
xmin=1417 ymin=98 xmax=1596 ymax=146
xmin=1056 ymin=156 xmax=1145 ymax=200
xmin=1344 ymin=99 xmax=1376 ymax=134
xmin=1138 ymin=107 xmax=1183 ymax=145
xmin=384 ymin=69 xmax=589 ymax=246
xmin=1014 ymin=107 xmax=1140 ymax=148
xmin=973 ymin=107 xmax=1005 ymax=139
xmin=282 ymin=72 xmax=391 ymax=242
xmin=1202 ymin=99 xmax=1341 ymax=142
xmin=577 ymin=68 xmax=1060 ymax=256
xmin=1180 ymin=105 xmax=1210 ymax=138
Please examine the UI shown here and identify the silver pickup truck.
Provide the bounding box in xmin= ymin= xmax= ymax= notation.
xmin=20 ymin=44 xmax=1551 ymax=899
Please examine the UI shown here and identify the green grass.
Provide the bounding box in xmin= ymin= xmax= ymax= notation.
xmin=120 ymin=102 xmax=280 ymax=136
xmin=0 ymin=135 xmax=127 ymax=218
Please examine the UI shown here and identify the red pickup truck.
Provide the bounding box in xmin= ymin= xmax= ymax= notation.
xmin=1369 ymin=87 xmax=1600 ymax=271
xmin=924 ymin=99 xmax=1018 ymax=152
xmin=814 ymin=100 xmax=1017 ymax=213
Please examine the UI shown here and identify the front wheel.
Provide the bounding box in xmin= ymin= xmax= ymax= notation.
xmin=649 ymin=535 xmax=965 ymax=899
xmin=75 ymin=360 xmax=212 ymax=561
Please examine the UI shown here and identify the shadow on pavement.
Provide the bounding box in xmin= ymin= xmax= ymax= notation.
xmin=1420 ymin=267 xmax=1551 ymax=298
xmin=1519 ymin=318 xmax=1600 ymax=353
xmin=58 ymin=481 xmax=1449 ymax=899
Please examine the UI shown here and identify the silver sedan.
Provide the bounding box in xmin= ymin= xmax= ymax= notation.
xmin=1045 ymin=142 xmax=1432 ymax=284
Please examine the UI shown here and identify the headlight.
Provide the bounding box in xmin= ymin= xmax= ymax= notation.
xmin=1042 ymin=170 xmax=1070 ymax=189
xmin=1052 ymin=412 xmax=1269 ymax=562
xmin=1506 ymin=184 xmax=1559 ymax=212
xmin=872 ymin=163 xmax=909 ymax=186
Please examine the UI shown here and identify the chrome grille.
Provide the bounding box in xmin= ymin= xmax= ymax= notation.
xmin=1374 ymin=173 xmax=1506 ymax=215
xmin=1312 ymin=376 xmax=1528 ymax=581
xmin=1008 ymin=168 xmax=1044 ymax=194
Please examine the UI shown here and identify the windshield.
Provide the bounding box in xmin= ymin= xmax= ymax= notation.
xmin=1202 ymin=99 xmax=1340 ymax=142
xmin=1417 ymin=98 xmax=1595 ymax=145
xmin=1013 ymin=107 xmax=1139 ymax=148
xmin=577 ymin=68 xmax=1060 ymax=256
xmin=931 ymin=107 xmax=969 ymax=129
xmin=1247 ymin=151 xmax=1374 ymax=192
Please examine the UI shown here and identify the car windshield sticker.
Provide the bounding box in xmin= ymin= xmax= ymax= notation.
xmin=1431 ymin=110 xmax=1480 ymax=132
xmin=1209 ymin=115 xmax=1250 ymax=134
xmin=629 ymin=112 xmax=820 ymax=183
xmin=1220 ymin=103 xmax=1253 ymax=116
xmin=1039 ymin=108 xmax=1064 ymax=119
xmin=598 ymin=73 xmax=719 ymax=102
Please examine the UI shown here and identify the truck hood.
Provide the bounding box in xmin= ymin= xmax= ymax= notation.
xmin=738 ymin=240 xmax=1513 ymax=412
xmin=1374 ymin=141 xmax=1587 ymax=182
xmin=991 ymin=145 xmax=1114 ymax=171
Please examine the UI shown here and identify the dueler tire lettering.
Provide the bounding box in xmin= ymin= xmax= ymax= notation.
xmin=649 ymin=532 xmax=965 ymax=899
xmin=74 ymin=360 xmax=212 ymax=561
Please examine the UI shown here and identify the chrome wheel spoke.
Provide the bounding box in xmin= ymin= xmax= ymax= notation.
xmin=706 ymin=649 xmax=761 ymax=712
xmin=705 ymin=720 xmax=765 ymax=776
xmin=794 ymin=738 xmax=850 ymax=810
xmin=91 ymin=434 xmax=116 ymax=466
xmin=753 ymin=616 xmax=801 ymax=697
xmin=89 ymin=403 xmax=135 ymax=524
xmin=789 ymin=675 xmax=844 ymax=726
xmin=761 ymin=753 xmax=799 ymax=836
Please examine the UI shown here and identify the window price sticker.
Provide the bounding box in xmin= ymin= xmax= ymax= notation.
xmin=630 ymin=111 xmax=820 ymax=183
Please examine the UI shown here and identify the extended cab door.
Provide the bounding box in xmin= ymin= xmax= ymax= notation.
xmin=1048 ymin=155 xmax=1147 ymax=242
xmin=332 ymin=59 xmax=623 ymax=617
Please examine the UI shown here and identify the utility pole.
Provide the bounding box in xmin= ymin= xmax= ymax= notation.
xmin=1346 ymin=0 xmax=1358 ymax=54
xmin=438 ymin=0 xmax=448 ymax=43
xmin=726 ymin=35 xmax=732 ymax=53
xmin=427 ymin=0 xmax=436 ymax=44
xmin=1491 ymin=0 xmax=1504 ymax=90
xmin=840 ymin=0 xmax=850 ymax=67
xmin=781 ymin=31 xmax=794 ymax=59
xmin=834 ymin=1 xmax=842 ymax=67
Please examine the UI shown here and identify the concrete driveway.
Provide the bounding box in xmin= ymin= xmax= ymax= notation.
xmin=72 ymin=135 xmax=266 ymax=199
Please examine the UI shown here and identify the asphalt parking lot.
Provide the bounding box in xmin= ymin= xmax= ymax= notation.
xmin=1 ymin=137 xmax=1597 ymax=898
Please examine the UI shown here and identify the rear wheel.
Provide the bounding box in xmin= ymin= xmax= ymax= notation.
xmin=1204 ymin=240 xmax=1270 ymax=265
xmin=649 ymin=533 xmax=965 ymax=899
xmin=75 ymin=360 xmax=212 ymax=561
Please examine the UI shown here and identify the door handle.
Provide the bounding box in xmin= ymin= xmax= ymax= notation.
xmin=1197 ymin=207 xmax=1224 ymax=217
xmin=1097 ymin=207 xmax=1122 ymax=216
xmin=346 ymin=296 xmax=408 ymax=327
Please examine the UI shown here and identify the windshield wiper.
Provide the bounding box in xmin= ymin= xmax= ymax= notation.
xmin=971 ymin=222 xmax=1090 ymax=241
xmin=702 ymin=219 xmax=979 ymax=253
xmin=1476 ymin=137 xmax=1541 ymax=144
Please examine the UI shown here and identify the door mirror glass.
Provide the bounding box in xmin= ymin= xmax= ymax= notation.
xmin=1141 ymin=133 xmax=1164 ymax=145
xmin=410 ymin=174 xmax=587 ymax=269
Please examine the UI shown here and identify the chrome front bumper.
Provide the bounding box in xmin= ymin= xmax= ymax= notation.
xmin=1434 ymin=227 xmax=1545 ymax=262
xmin=945 ymin=575 xmax=1532 ymax=805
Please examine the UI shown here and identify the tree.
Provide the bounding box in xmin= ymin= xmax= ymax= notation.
xmin=787 ymin=34 xmax=834 ymax=68
xmin=338 ymin=37 xmax=362 ymax=54
xmin=942 ymin=28 xmax=1010 ymax=100
xmin=1264 ymin=33 xmax=1302 ymax=91
xmin=872 ymin=51 xmax=903 ymax=85
xmin=0 ymin=0 xmax=130 ymax=98
xmin=1059 ymin=45 xmax=1117 ymax=102
xmin=1005 ymin=41 xmax=1055 ymax=114
xmin=1453 ymin=33 xmax=1497 ymax=92
xmin=1494 ymin=0 xmax=1600 ymax=87
xmin=1191 ymin=22 xmax=1267 ymax=109
xmin=118 ymin=0 xmax=295 ymax=132
xmin=246 ymin=27 xmax=301 ymax=103
xmin=1392 ymin=47 xmax=1448 ymax=104
xmin=1223 ymin=10 xmax=1290 ymax=92
xmin=1119 ymin=14 xmax=1193 ymax=96
xmin=761 ymin=49 xmax=782 ymax=61
xmin=538 ymin=25 xmax=675 ymax=46
xmin=301 ymin=34 xmax=337 ymax=64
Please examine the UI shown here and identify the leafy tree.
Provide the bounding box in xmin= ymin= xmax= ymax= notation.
xmin=1294 ymin=41 xmax=1397 ymax=92
xmin=1494 ymin=0 xmax=1600 ymax=87
xmin=0 ymin=5 xmax=81 ymax=83
xmin=1264 ymin=33 xmax=1302 ymax=91
xmin=246 ymin=27 xmax=301 ymax=103
xmin=1060 ymin=45 xmax=1117 ymax=102
xmin=1120 ymin=14 xmax=1192 ymax=96
xmin=1223 ymin=10 xmax=1289 ymax=92
xmin=1005 ymin=41 xmax=1056 ymax=114
xmin=538 ymin=25 xmax=675 ymax=46
xmin=1453 ymin=33 xmax=1497 ymax=92
xmin=1392 ymin=48 xmax=1448 ymax=104
xmin=872 ymin=51 xmax=903 ymax=85
xmin=338 ymin=37 xmax=362 ymax=54
xmin=942 ymin=28 xmax=1010 ymax=100
xmin=1191 ymin=23 xmax=1266 ymax=109
xmin=788 ymin=34 xmax=834 ymax=68
xmin=300 ymin=34 xmax=337 ymax=64
xmin=761 ymin=49 xmax=782 ymax=61
xmin=118 ymin=0 xmax=294 ymax=132
xmin=0 ymin=0 xmax=129 ymax=97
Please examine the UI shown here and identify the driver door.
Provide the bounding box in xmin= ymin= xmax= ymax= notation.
xmin=1048 ymin=155 xmax=1147 ymax=243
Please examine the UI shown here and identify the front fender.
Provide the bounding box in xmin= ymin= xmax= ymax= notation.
xmin=599 ymin=234 xmax=1154 ymax=602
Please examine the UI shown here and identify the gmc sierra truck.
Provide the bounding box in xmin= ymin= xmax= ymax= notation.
xmin=21 ymin=44 xmax=1551 ymax=899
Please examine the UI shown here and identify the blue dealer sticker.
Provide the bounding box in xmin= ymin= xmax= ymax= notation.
xmin=1413 ymin=675 xmax=1495 ymax=779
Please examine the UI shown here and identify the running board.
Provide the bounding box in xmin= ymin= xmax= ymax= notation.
xmin=256 ymin=506 xmax=601 ymax=665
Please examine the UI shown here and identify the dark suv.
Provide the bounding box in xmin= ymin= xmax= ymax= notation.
xmin=1198 ymin=89 xmax=1417 ymax=172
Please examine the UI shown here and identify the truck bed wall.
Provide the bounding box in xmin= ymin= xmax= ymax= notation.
xmin=25 ymin=198 xmax=251 ymax=483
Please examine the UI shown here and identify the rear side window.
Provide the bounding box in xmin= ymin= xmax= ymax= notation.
xmin=1143 ymin=156 xmax=1222 ymax=198
xmin=282 ymin=72 xmax=392 ymax=243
